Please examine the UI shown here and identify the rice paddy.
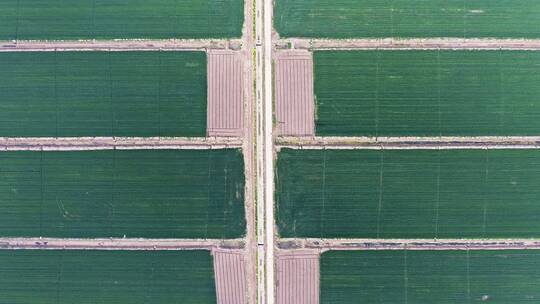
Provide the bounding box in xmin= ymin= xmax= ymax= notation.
xmin=0 ymin=250 xmax=216 ymax=304
xmin=321 ymin=250 xmax=540 ymax=304
xmin=275 ymin=0 xmax=540 ymax=38
xmin=0 ymin=149 xmax=246 ymax=239
xmin=0 ymin=51 xmax=207 ymax=137
xmin=277 ymin=148 xmax=540 ymax=239
xmin=314 ymin=50 xmax=540 ymax=137
xmin=0 ymin=0 xmax=244 ymax=40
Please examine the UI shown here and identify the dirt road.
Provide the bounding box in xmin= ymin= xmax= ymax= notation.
xmin=278 ymin=238 xmax=540 ymax=251
xmin=1 ymin=137 xmax=242 ymax=151
xmin=263 ymin=0 xmax=276 ymax=301
xmin=0 ymin=39 xmax=233 ymax=51
xmin=281 ymin=38 xmax=540 ymax=50
xmin=0 ymin=237 xmax=244 ymax=250
xmin=241 ymin=0 xmax=258 ymax=301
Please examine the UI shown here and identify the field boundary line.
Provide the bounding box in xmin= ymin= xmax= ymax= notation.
xmin=239 ymin=0 xmax=257 ymax=301
xmin=261 ymin=0 xmax=276 ymax=300
xmin=0 ymin=137 xmax=242 ymax=150
xmin=278 ymin=38 xmax=540 ymax=50
xmin=277 ymin=144 xmax=540 ymax=150
xmin=276 ymin=136 xmax=540 ymax=150
xmin=278 ymin=238 xmax=540 ymax=251
xmin=0 ymin=39 xmax=242 ymax=51
xmin=278 ymin=136 xmax=540 ymax=143
xmin=0 ymin=237 xmax=246 ymax=250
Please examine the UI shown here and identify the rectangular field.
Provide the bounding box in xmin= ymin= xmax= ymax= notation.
xmin=276 ymin=149 xmax=540 ymax=239
xmin=277 ymin=251 xmax=320 ymax=304
xmin=0 ymin=51 xmax=207 ymax=137
xmin=207 ymin=51 xmax=244 ymax=137
xmin=213 ymin=250 xmax=247 ymax=304
xmin=0 ymin=149 xmax=245 ymax=239
xmin=275 ymin=51 xmax=315 ymax=136
xmin=275 ymin=0 xmax=540 ymax=38
xmin=0 ymin=250 xmax=216 ymax=303
xmin=0 ymin=0 xmax=243 ymax=40
xmin=321 ymin=250 xmax=540 ymax=304
xmin=314 ymin=50 xmax=540 ymax=137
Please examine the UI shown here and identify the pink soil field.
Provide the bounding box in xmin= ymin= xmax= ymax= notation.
xmin=274 ymin=51 xmax=315 ymax=137
xmin=207 ymin=51 xmax=244 ymax=137
xmin=276 ymin=250 xmax=319 ymax=304
xmin=213 ymin=249 xmax=248 ymax=304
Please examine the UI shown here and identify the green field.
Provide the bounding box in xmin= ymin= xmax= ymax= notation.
xmin=321 ymin=250 xmax=540 ymax=304
xmin=0 ymin=149 xmax=245 ymax=239
xmin=275 ymin=0 xmax=540 ymax=38
xmin=0 ymin=250 xmax=216 ymax=304
xmin=0 ymin=0 xmax=243 ymax=40
xmin=277 ymin=149 xmax=540 ymax=239
xmin=0 ymin=51 xmax=207 ymax=137
xmin=314 ymin=50 xmax=540 ymax=136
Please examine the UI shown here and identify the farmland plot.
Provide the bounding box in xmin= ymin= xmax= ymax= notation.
xmin=0 ymin=0 xmax=243 ymax=40
xmin=314 ymin=50 xmax=540 ymax=136
xmin=0 ymin=149 xmax=245 ymax=239
xmin=0 ymin=250 xmax=216 ymax=304
xmin=276 ymin=149 xmax=540 ymax=238
xmin=275 ymin=0 xmax=540 ymax=38
xmin=321 ymin=250 xmax=540 ymax=304
xmin=0 ymin=51 xmax=207 ymax=137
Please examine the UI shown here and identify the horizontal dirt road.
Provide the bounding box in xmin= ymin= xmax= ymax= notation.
xmin=0 ymin=136 xmax=242 ymax=151
xmin=279 ymin=238 xmax=540 ymax=251
xmin=281 ymin=38 xmax=540 ymax=50
xmin=0 ymin=39 xmax=242 ymax=51
xmin=0 ymin=237 xmax=246 ymax=250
